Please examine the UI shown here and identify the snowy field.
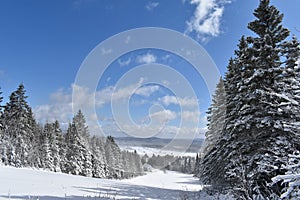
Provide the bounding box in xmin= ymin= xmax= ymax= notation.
xmin=0 ymin=166 xmax=204 ymax=200
xmin=119 ymin=146 xmax=197 ymax=157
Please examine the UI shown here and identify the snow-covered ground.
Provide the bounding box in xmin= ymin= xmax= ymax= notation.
xmin=120 ymin=146 xmax=197 ymax=157
xmin=0 ymin=166 xmax=204 ymax=200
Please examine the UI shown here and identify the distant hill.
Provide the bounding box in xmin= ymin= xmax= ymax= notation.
xmin=115 ymin=137 xmax=204 ymax=153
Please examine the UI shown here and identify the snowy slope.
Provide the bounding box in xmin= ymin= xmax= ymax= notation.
xmin=120 ymin=146 xmax=197 ymax=157
xmin=0 ymin=166 xmax=204 ymax=200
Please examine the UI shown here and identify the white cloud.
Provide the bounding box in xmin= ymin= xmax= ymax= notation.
xmin=149 ymin=109 xmax=177 ymax=124
xmin=186 ymin=0 xmax=232 ymax=41
xmin=34 ymin=79 xmax=161 ymax=127
xmin=146 ymin=1 xmax=159 ymax=11
xmin=117 ymin=109 xmax=177 ymax=138
xmin=34 ymin=88 xmax=72 ymax=126
xmin=111 ymin=79 xmax=143 ymax=101
xmin=180 ymin=110 xmax=201 ymax=122
xmin=159 ymin=95 xmax=177 ymax=105
xmin=118 ymin=57 xmax=132 ymax=67
xmin=136 ymin=53 xmax=157 ymax=64
xmin=159 ymin=95 xmax=199 ymax=108
xmin=135 ymin=85 xmax=160 ymax=97
xmin=33 ymin=81 xmax=203 ymax=138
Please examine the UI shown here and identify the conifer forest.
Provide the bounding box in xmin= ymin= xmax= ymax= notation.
xmin=1 ymin=0 xmax=300 ymax=199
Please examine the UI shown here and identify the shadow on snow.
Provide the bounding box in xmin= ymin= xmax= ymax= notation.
xmin=0 ymin=183 xmax=200 ymax=200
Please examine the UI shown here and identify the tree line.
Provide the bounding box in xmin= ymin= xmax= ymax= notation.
xmin=142 ymin=153 xmax=196 ymax=174
xmin=196 ymin=0 xmax=300 ymax=199
xmin=0 ymin=84 xmax=143 ymax=179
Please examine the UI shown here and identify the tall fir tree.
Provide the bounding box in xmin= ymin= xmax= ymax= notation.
xmin=199 ymin=0 xmax=300 ymax=198
xmin=2 ymin=84 xmax=36 ymax=167
xmin=201 ymin=77 xmax=226 ymax=158
xmin=90 ymin=135 xmax=108 ymax=178
xmin=0 ymin=87 xmax=5 ymax=164
xmin=272 ymin=151 xmax=300 ymax=199
xmin=40 ymin=122 xmax=54 ymax=170
xmin=105 ymin=136 xmax=123 ymax=179
xmin=52 ymin=120 xmax=64 ymax=172
xmin=65 ymin=110 xmax=92 ymax=176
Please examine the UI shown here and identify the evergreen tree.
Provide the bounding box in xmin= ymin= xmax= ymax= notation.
xmin=0 ymin=87 xmax=3 ymax=130
xmin=133 ymin=150 xmax=143 ymax=176
xmin=199 ymin=1 xmax=300 ymax=198
xmin=276 ymin=36 xmax=300 ymax=134
xmin=201 ymin=77 xmax=225 ymax=157
xmin=27 ymin=123 xmax=43 ymax=168
xmin=121 ymin=151 xmax=132 ymax=178
xmin=38 ymin=122 xmax=62 ymax=171
xmin=65 ymin=111 xmax=93 ymax=177
xmin=40 ymin=123 xmax=54 ymax=170
xmin=53 ymin=120 xmax=64 ymax=172
xmin=90 ymin=135 xmax=107 ymax=178
xmin=272 ymin=151 xmax=300 ymax=199
xmin=73 ymin=110 xmax=89 ymax=141
xmin=0 ymin=85 xmax=145 ymax=180
xmin=0 ymin=87 xmax=5 ymax=164
xmin=105 ymin=136 xmax=123 ymax=178
xmin=65 ymin=122 xmax=80 ymax=175
xmin=2 ymin=84 xmax=36 ymax=167
xmin=194 ymin=153 xmax=200 ymax=175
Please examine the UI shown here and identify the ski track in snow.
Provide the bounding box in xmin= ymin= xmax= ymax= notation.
xmin=0 ymin=166 xmax=203 ymax=200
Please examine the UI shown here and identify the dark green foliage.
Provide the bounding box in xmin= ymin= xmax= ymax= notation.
xmin=198 ymin=0 xmax=300 ymax=199
xmin=2 ymin=84 xmax=37 ymax=167
xmin=201 ymin=77 xmax=226 ymax=157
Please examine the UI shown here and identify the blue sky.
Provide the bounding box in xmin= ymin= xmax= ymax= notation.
xmin=0 ymin=0 xmax=299 ymax=138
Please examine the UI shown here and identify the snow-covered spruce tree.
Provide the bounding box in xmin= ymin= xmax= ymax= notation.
xmin=200 ymin=77 xmax=226 ymax=159
xmin=194 ymin=153 xmax=200 ymax=175
xmin=90 ymin=135 xmax=108 ymax=178
xmin=64 ymin=123 xmax=75 ymax=173
xmin=200 ymin=36 xmax=256 ymax=192
xmin=105 ymin=136 xmax=124 ymax=179
xmin=270 ymin=37 xmax=300 ymax=200
xmin=242 ymin=1 xmax=299 ymax=197
xmin=272 ymin=151 xmax=300 ymax=199
xmin=199 ymin=0 xmax=300 ymax=198
xmin=0 ymin=87 xmax=5 ymax=165
xmin=119 ymin=150 xmax=143 ymax=178
xmin=52 ymin=120 xmax=64 ymax=172
xmin=276 ymin=36 xmax=300 ymax=134
xmin=199 ymin=57 xmax=242 ymax=188
xmin=65 ymin=110 xmax=93 ymax=177
xmin=40 ymin=122 xmax=55 ymax=170
xmin=72 ymin=110 xmax=93 ymax=177
xmin=52 ymin=120 xmax=67 ymax=172
xmin=132 ymin=150 xmax=143 ymax=176
xmin=2 ymin=84 xmax=37 ymax=167
xmin=27 ymin=123 xmax=43 ymax=168
xmin=38 ymin=122 xmax=62 ymax=171
xmin=121 ymin=151 xmax=132 ymax=178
